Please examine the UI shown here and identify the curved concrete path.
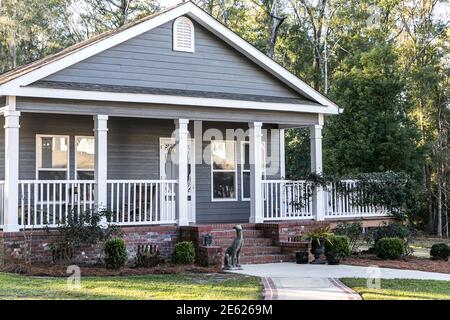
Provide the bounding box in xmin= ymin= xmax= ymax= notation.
xmin=229 ymin=263 xmax=450 ymax=300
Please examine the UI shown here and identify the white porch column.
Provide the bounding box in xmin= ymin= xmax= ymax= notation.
xmin=310 ymin=124 xmax=325 ymax=221
xmin=279 ymin=128 xmax=285 ymax=178
xmin=249 ymin=122 xmax=263 ymax=223
xmin=4 ymin=96 xmax=20 ymax=232
xmin=94 ymin=115 xmax=108 ymax=213
xmin=175 ymin=119 xmax=189 ymax=226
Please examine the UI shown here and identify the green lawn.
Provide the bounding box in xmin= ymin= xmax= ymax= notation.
xmin=341 ymin=278 xmax=450 ymax=300
xmin=0 ymin=272 xmax=262 ymax=300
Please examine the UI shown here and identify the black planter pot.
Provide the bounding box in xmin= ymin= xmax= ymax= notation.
xmin=326 ymin=253 xmax=341 ymax=265
xmin=295 ymin=251 xmax=309 ymax=264
xmin=310 ymin=239 xmax=326 ymax=264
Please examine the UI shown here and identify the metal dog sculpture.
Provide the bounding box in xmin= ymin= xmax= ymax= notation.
xmin=223 ymin=225 xmax=244 ymax=270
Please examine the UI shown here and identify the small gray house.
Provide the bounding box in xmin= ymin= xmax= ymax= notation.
xmin=0 ymin=2 xmax=387 ymax=264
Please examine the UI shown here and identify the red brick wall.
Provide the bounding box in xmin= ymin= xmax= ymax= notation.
xmin=0 ymin=225 xmax=179 ymax=265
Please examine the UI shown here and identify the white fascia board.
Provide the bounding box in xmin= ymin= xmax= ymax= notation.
xmin=9 ymin=86 xmax=339 ymax=115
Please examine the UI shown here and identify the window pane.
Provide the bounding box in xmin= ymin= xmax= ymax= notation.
xmin=213 ymin=172 xmax=235 ymax=199
xmin=38 ymin=171 xmax=67 ymax=180
xmin=77 ymin=171 xmax=94 ymax=180
xmin=212 ymin=141 xmax=235 ymax=170
xmin=242 ymin=142 xmax=265 ymax=171
xmin=76 ymin=137 xmax=95 ymax=170
xmin=243 ymin=143 xmax=250 ymax=171
xmin=242 ymin=172 xmax=250 ymax=199
xmin=38 ymin=136 xmax=68 ymax=169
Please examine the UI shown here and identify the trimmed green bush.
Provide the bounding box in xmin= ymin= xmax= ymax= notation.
xmin=104 ymin=238 xmax=128 ymax=269
xmin=325 ymin=235 xmax=350 ymax=257
xmin=174 ymin=241 xmax=195 ymax=264
xmin=430 ymin=243 xmax=450 ymax=261
xmin=374 ymin=237 xmax=405 ymax=260
xmin=334 ymin=222 xmax=363 ymax=253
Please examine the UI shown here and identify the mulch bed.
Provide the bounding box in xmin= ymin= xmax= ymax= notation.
xmin=0 ymin=263 xmax=223 ymax=277
xmin=342 ymin=254 xmax=450 ymax=274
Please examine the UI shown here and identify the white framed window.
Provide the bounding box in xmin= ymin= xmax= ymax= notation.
xmin=173 ymin=16 xmax=195 ymax=52
xmin=36 ymin=135 xmax=69 ymax=180
xmin=211 ymin=141 xmax=237 ymax=201
xmin=241 ymin=141 xmax=266 ymax=201
xmin=75 ymin=136 xmax=95 ymax=180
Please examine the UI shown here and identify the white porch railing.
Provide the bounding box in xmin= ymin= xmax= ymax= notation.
xmin=18 ymin=180 xmax=95 ymax=228
xmin=262 ymin=180 xmax=314 ymax=220
xmin=106 ymin=180 xmax=177 ymax=225
xmin=324 ymin=180 xmax=386 ymax=218
xmin=262 ymin=179 xmax=386 ymax=221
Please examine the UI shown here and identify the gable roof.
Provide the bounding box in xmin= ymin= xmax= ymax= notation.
xmin=0 ymin=1 xmax=341 ymax=114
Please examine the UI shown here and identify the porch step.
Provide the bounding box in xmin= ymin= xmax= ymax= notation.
xmin=240 ymin=254 xmax=295 ymax=264
xmin=210 ymin=229 xmax=265 ymax=238
xmin=213 ymin=237 xmax=273 ymax=247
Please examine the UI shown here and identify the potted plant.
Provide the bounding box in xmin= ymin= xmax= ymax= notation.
xmin=304 ymin=224 xmax=333 ymax=264
xmin=324 ymin=235 xmax=350 ymax=265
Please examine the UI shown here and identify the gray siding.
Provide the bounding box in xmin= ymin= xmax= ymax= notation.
xmin=43 ymin=19 xmax=304 ymax=100
xmin=0 ymin=114 xmax=282 ymax=223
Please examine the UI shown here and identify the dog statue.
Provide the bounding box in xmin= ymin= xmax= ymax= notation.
xmin=223 ymin=225 xmax=244 ymax=270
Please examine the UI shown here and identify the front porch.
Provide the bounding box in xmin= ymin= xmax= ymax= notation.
xmin=0 ymin=107 xmax=387 ymax=231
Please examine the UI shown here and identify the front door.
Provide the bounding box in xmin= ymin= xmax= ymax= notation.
xmin=159 ymin=138 xmax=196 ymax=223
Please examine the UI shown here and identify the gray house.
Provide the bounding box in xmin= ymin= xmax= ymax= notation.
xmin=0 ymin=1 xmax=386 ymax=242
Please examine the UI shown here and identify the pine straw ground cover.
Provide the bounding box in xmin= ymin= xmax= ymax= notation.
xmin=342 ymin=254 xmax=450 ymax=274
xmin=0 ymin=271 xmax=262 ymax=300
xmin=340 ymin=278 xmax=450 ymax=300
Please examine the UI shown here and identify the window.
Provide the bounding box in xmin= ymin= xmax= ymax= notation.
xmin=36 ymin=135 xmax=69 ymax=180
xmin=173 ymin=16 xmax=195 ymax=52
xmin=75 ymin=136 xmax=95 ymax=180
xmin=241 ymin=141 xmax=266 ymax=200
xmin=211 ymin=141 xmax=237 ymax=201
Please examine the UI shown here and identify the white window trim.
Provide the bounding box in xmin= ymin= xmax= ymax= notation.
xmin=173 ymin=16 xmax=195 ymax=53
xmin=240 ymin=141 xmax=266 ymax=201
xmin=75 ymin=135 xmax=95 ymax=180
xmin=210 ymin=140 xmax=238 ymax=202
xmin=36 ymin=134 xmax=70 ymax=180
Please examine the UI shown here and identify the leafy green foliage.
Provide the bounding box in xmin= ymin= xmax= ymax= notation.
xmin=325 ymin=235 xmax=350 ymax=257
xmin=430 ymin=243 xmax=450 ymax=261
xmin=104 ymin=238 xmax=128 ymax=269
xmin=54 ymin=209 xmax=121 ymax=249
xmin=173 ymin=241 xmax=195 ymax=264
xmin=333 ymin=222 xmax=363 ymax=254
xmin=350 ymin=171 xmax=420 ymax=220
xmin=367 ymin=222 xmax=414 ymax=245
xmin=374 ymin=237 xmax=405 ymax=260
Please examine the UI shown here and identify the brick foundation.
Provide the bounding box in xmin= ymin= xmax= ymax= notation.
xmin=0 ymin=225 xmax=179 ymax=266
xmin=0 ymin=217 xmax=394 ymax=266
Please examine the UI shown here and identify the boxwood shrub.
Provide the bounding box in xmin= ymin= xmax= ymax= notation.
xmin=104 ymin=238 xmax=128 ymax=269
xmin=430 ymin=243 xmax=450 ymax=261
xmin=374 ymin=237 xmax=405 ymax=260
xmin=325 ymin=235 xmax=350 ymax=257
xmin=174 ymin=241 xmax=195 ymax=264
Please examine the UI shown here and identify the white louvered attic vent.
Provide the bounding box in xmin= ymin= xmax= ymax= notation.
xmin=173 ymin=17 xmax=195 ymax=52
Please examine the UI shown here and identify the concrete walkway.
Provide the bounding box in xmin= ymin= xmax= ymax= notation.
xmin=229 ymin=263 xmax=450 ymax=300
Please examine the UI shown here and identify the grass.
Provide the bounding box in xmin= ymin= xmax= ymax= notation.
xmin=341 ymin=278 xmax=450 ymax=300
xmin=0 ymin=272 xmax=262 ymax=300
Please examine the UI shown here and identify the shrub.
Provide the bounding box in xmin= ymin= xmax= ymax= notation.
xmin=104 ymin=238 xmax=128 ymax=269
xmin=173 ymin=241 xmax=195 ymax=264
xmin=430 ymin=243 xmax=450 ymax=261
xmin=333 ymin=222 xmax=363 ymax=253
xmin=372 ymin=222 xmax=412 ymax=243
xmin=374 ymin=237 xmax=405 ymax=260
xmin=325 ymin=235 xmax=350 ymax=257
